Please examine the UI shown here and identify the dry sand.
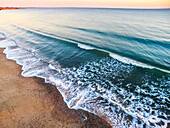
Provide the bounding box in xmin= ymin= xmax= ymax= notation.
xmin=0 ymin=48 xmax=111 ymax=128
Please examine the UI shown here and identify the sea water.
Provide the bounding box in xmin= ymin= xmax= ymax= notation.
xmin=0 ymin=8 xmax=170 ymax=127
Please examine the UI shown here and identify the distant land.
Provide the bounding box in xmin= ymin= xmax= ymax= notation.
xmin=0 ymin=7 xmax=20 ymax=10
xmin=0 ymin=7 xmax=169 ymax=10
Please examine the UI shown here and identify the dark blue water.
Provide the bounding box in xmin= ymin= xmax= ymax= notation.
xmin=0 ymin=8 xmax=170 ymax=127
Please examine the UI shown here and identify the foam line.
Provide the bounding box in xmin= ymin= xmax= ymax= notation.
xmin=0 ymin=32 xmax=6 ymax=39
xmin=0 ymin=33 xmax=169 ymax=128
xmin=10 ymin=26 xmax=169 ymax=73
xmin=77 ymin=43 xmax=94 ymax=50
xmin=0 ymin=38 xmax=16 ymax=48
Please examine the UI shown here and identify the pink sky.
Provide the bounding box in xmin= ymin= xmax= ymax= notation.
xmin=0 ymin=0 xmax=170 ymax=8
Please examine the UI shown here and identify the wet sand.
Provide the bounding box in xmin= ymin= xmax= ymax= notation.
xmin=0 ymin=48 xmax=111 ymax=128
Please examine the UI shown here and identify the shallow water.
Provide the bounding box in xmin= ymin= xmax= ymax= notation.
xmin=0 ymin=8 xmax=170 ymax=127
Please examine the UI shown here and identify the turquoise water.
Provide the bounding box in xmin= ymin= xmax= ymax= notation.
xmin=0 ymin=8 xmax=170 ymax=127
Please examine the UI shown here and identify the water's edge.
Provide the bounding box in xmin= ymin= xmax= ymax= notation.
xmin=0 ymin=32 xmax=169 ymax=128
xmin=0 ymin=35 xmax=114 ymax=126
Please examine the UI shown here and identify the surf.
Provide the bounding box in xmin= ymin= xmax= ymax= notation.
xmin=0 ymin=33 xmax=169 ymax=127
xmin=0 ymin=8 xmax=170 ymax=128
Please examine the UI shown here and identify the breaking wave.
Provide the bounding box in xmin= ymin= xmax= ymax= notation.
xmin=0 ymin=33 xmax=169 ymax=128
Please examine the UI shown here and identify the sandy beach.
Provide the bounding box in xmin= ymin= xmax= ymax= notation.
xmin=0 ymin=48 xmax=111 ymax=128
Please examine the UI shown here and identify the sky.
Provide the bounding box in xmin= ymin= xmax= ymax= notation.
xmin=0 ymin=0 xmax=170 ymax=8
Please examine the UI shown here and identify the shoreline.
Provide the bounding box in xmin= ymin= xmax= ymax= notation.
xmin=0 ymin=48 xmax=111 ymax=128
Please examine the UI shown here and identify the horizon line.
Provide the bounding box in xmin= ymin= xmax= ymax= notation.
xmin=1 ymin=7 xmax=170 ymax=9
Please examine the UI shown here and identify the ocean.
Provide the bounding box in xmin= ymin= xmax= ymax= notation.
xmin=0 ymin=8 xmax=170 ymax=127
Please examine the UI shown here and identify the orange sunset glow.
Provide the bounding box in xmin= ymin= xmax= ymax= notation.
xmin=0 ymin=0 xmax=170 ymax=8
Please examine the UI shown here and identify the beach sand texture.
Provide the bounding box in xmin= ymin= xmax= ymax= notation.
xmin=0 ymin=48 xmax=111 ymax=128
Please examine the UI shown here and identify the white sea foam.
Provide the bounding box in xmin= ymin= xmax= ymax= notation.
xmin=0 ymin=38 xmax=16 ymax=48
xmin=0 ymin=35 xmax=169 ymax=128
xmin=77 ymin=43 xmax=94 ymax=50
xmin=109 ymin=53 xmax=153 ymax=69
xmin=0 ymin=32 xmax=6 ymax=39
xmin=49 ymin=63 xmax=56 ymax=70
xmin=77 ymin=42 xmax=155 ymax=70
